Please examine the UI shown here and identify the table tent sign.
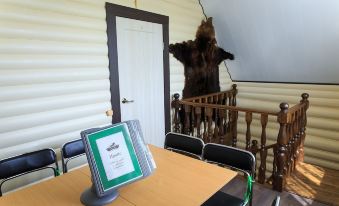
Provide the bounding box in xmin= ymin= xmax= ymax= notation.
xmin=80 ymin=120 xmax=156 ymax=206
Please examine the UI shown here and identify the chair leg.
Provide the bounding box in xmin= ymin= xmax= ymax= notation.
xmin=0 ymin=180 xmax=4 ymax=197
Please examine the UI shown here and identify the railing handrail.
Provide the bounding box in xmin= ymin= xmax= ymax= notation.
xmin=178 ymin=100 xmax=278 ymax=116
xmin=285 ymin=101 xmax=307 ymax=114
xmin=182 ymin=84 xmax=237 ymax=102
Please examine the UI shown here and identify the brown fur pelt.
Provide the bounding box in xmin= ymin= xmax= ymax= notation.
xmin=169 ymin=17 xmax=234 ymax=99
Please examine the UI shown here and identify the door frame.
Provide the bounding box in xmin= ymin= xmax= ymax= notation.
xmin=105 ymin=3 xmax=170 ymax=134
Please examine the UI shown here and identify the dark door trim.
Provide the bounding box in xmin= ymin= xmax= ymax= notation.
xmin=105 ymin=3 xmax=171 ymax=134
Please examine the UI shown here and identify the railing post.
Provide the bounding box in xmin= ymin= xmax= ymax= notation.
xmin=172 ymin=93 xmax=181 ymax=133
xmin=274 ymin=102 xmax=290 ymax=192
xmin=298 ymin=93 xmax=309 ymax=162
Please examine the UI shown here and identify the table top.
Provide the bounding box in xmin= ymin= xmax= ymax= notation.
xmin=0 ymin=145 xmax=237 ymax=206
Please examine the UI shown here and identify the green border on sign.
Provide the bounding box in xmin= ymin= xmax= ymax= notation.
xmin=88 ymin=124 xmax=143 ymax=191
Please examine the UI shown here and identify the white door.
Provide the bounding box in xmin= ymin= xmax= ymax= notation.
xmin=116 ymin=17 xmax=165 ymax=148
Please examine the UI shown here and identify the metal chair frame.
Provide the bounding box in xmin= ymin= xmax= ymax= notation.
xmin=271 ymin=195 xmax=281 ymax=206
xmin=0 ymin=148 xmax=59 ymax=197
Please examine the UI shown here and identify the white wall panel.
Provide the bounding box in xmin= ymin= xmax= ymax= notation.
xmin=0 ymin=39 xmax=107 ymax=55
xmin=0 ymin=103 xmax=110 ymax=133
xmin=0 ymin=114 xmax=108 ymax=150
xmin=0 ymin=21 xmax=106 ymax=43
xmin=0 ymin=4 xmax=105 ymax=30
xmin=0 ymin=68 xmax=108 ymax=86
xmin=0 ymin=54 xmax=108 ymax=69
xmin=0 ymin=91 xmax=110 ymax=117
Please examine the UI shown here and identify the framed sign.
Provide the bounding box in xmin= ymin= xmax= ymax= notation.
xmin=87 ymin=123 xmax=143 ymax=191
xmin=82 ymin=121 xmax=155 ymax=197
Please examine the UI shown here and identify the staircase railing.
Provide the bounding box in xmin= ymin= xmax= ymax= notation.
xmin=171 ymin=84 xmax=309 ymax=192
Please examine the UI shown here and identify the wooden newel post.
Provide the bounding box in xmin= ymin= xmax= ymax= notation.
xmin=299 ymin=93 xmax=309 ymax=162
xmin=274 ymin=102 xmax=289 ymax=192
xmin=172 ymin=93 xmax=181 ymax=133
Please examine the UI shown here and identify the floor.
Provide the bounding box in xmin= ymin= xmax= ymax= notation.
xmin=286 ymin=162 xmax=339 ymax=206
xmin=221 ymin=176 xmax=330 ymax=206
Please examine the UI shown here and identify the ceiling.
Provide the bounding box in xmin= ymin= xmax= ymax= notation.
xmin=201 ymin=0 xmax=339 ymax=84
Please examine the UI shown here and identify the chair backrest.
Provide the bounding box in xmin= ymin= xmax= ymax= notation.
xmin=203 ymin=143 xmax=255 ymax=175
xmin=0 ymin=148 xmax=59 ymax=196
xmin=203 ymin=143 xmax=256 ymax=206
xmin=61 ymin=139 xmax=85 ymax=173
xmin=164 ymin=132 xmax=204 ymax=159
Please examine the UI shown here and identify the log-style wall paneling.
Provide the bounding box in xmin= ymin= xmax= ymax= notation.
xmin=236 ymin=82 xmax=339 ymax=170
xmin=0 ymin=0 xmax=218 ymax=192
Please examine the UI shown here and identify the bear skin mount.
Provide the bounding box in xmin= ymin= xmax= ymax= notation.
xmin=169 ymin=17 xmax=234 ymax=99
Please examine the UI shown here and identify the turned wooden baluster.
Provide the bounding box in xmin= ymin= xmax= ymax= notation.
xmin=272 ymin=144 xmax=277 ymax=184
xmin=172 ymin=93 xmax=181 ymax=133
xmin=191 ymin=106 xmax=195 ymax=136
xmin=184 ymin=105 xmax=191 ymax=135
xmin=296 ymin=110 xmax=302 ymax=168
xmin=298 ymin=93 xmax=309 ymax=162
xmin=226 ymin=94 xmax=232 ymax=133
xmin=219 ymin=109 xmax=226 ymax=144
xmin=203 ymin=102 xmax=208 ymax=142
xmin=213 ymin=108 xmax=219 ymax=142
xmin=294 ymin=109 xmax=301 ymax=168
xmin=206 ymin=107 xmax=213 ymax=143
xmin=224 ymin=107 xmax=228 ymax=134
xmin=231 ymin=84 xmax=237 ymax=106
xmin=286 ymin=113 xmax=293 ymax=176
xmin=251 ymin=140 xmax=259 ymax=179
xmin=245 ymin=112 xmax=253 ymax=150
xmin=231 ymin=110 xmax=238 ymax=147
xmin=230 ymin=85 xmax=238 ymax=146
xmin=219 ymin=93 xmax=225 ymax=105
xmin=274 ymin=102 xmax=289 ymax=192
xmin=258 ymin=113 xmax=268 ymax=184
xmin=195 ymin=106 xmax=202 ymax=139
xmin=290 ymin=111 xmax=299 ymax=173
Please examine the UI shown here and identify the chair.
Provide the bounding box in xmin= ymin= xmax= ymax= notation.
xmin=271 ymin=195 xmax=280 ymax=206
xmin=61 ymin=139 xmax=85 ymax=173
xmin=164 ymin=132 xmax=204 ymax=159
xmin=202 ymin=143 xmax=256 ymax=206
xmin=0 ymin=148 xmax=59 ymax=196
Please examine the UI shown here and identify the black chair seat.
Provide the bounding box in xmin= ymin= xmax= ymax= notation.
xmin=202 ymin=191 xmax=244 ymax=206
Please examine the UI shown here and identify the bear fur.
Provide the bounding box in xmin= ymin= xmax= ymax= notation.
xmin=169 ymin=17 xmax=234 ymax=99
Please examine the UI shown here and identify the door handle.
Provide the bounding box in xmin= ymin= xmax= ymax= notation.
xmin=122 ymin=98 xmax=134 ymax=104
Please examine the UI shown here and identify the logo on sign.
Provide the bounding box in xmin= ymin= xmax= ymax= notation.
xmin=106 ymin=142 xmax=119 ymax=152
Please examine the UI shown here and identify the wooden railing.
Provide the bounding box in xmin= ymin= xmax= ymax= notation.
xmin=171 ymin=84 xmax=309 ymax=192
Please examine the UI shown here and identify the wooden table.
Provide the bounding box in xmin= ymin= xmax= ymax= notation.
xmin=0 ymin=145 xmax=237 ymax=206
